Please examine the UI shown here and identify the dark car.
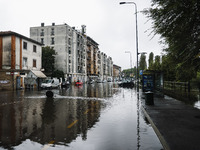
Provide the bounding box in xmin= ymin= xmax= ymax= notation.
xmin=61 ymin=80 xmax=70 ymax=88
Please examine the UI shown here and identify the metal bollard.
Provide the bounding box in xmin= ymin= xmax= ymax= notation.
xmin=145 ymin=91 xmax=154 ymax=105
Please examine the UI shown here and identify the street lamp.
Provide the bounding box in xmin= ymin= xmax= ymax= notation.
xmin=125 ymin=51 xmax=132 ymax=70
xmin=119 ymin=1 xmax=139 ymax=90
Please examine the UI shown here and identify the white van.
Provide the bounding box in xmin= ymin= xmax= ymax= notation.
xmin=107 ymin=77 xmax=112 ymax=82
xmin=41 ymin=78 xmax=60 ymax=89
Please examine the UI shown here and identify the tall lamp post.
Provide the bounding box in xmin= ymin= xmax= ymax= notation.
xmin=120 ymin=1 xmax=139 ymax=90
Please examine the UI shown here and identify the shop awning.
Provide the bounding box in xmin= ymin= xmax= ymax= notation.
xmin=31 ymin=70 xmax=47 ymax=78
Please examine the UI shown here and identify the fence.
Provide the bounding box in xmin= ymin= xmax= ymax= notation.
xmin=164 ymin=81 xmax=190 ymax=92
xmin=163 ymin=81 xmax=200 ymax=102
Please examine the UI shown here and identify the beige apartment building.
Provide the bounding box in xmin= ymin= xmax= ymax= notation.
xmin=0 ymin=31 xmax=44 ymax=90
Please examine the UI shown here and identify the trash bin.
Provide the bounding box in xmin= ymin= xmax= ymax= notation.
xmin=145 ymin=91 xmax=154 ymax=105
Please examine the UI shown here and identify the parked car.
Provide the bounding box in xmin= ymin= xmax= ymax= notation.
xmin=88 ymin=79 xmax=95 ymax=84
xmin=97 ymin=78 xmax=102 ymax=83
xmin=41 ymin=78 xmax=60 ymax=89
xmin=107 ymin=77 xmax=112 ymax=82
xmin=75 ymin=80 xmax=83 ymax=86
xmin=61 ymin=80 xmax=70 ymax=88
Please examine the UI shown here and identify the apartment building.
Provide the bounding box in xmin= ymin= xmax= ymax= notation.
xmin=30 ymin=23 xmax=87 ymax=83
xmin=0 ymin=31 xmax=44 ymax=90
xmin=86 ymin=36 xmax=99 ymax=81
xmin=72 ymin=29 xmax=87 ymax=82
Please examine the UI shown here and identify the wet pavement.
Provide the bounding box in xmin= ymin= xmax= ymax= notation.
xmin=140 ymin=92 xmax=200 ymax=150
xmin=0 ymin=83 xmax=163 ymax=150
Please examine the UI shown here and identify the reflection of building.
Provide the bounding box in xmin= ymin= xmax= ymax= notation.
xmin=0 ymin=91 xmax=102 ymax=148
xmin=113 ymin=64 xmax=121 ymax=81
xmin=0 ymin=31 xmax=45 ymax=90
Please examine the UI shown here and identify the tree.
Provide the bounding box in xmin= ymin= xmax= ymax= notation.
xmin=122 ymin=68 xmax=136 ymax=78
xmin=42 ymin=46 xmax=56 ymax=75
xmin=144 ymin=0 xmax=200 ymax=72
xmin=148 ymin=52 xmax=154 ymax=70
xmin=139 ymin=53 xmax=147 ymax=71
xmin=153 ymin=55 xmax=161 ymax=71
xmin=161 ymin=55 xmax=176 ymax=81
xmin=52 ymin=70 xmax=64 ymax=79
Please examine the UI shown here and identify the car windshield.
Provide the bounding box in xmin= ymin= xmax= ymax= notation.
xmin=43 ymin=80 xmax=51 ymax=83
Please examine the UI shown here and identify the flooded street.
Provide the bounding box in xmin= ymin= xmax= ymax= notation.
xmin=0 ymin=83 xmax=163 ymax=150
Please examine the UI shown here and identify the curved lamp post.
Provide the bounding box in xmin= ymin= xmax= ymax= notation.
xmin=120 ymin=1 xmax=139 ymax=90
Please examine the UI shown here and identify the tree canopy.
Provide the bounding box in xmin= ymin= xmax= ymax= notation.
xmin=139 ymin=53 xmax=147 ymax=70
xmin=145 ymin=0 xmax=200 ymax=71
xmin=148 ymin=52 xmax=154 ymax=70
xmin=42 ymin=46 xmax=56 ymax=75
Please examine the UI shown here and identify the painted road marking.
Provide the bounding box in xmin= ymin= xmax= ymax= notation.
xmin=67 ymin=120 xmax=78 ymax=128
xmin=44 ymin=101 xmax=99 ymax=147
xmin=84 ymin=109 xmax=90 ymax=114
xmin=41 ymin=141 xmax=55 ymax=150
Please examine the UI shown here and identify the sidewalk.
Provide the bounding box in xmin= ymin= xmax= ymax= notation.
xmin=140 ymin=91 xmax=200 ymax=150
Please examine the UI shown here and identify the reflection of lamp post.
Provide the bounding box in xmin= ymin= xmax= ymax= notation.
xmin=120 ymin=1 xmax=139 ymax=89
xmin=120 ymin=3 xmax=140 ymax=149
xmin=125 ymin=51 xmax=132 ymax=71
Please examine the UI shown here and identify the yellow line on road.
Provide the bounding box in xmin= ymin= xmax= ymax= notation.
xmin=67 ymin=120 xmax=78 ymax=128
xmin=84 ymin=109 xmax=90 ymax=114
xmin=41 ymin=141 xmax=55 ymax=150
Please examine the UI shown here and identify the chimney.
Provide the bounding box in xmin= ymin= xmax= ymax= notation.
xmin=52 ymin=23 xmax=55 ymax=26
xmin=81 ymin=25 xmax=86 ymax=34
xmin=41 ymin=23 xmax=44 ymax=27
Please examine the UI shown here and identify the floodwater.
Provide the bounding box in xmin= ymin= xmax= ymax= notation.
xmin=0 ymin=83 xmax=163 ymax=150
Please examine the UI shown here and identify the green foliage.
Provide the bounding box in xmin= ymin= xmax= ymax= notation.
xmin=52 ymin=70 xmax=64 ymax=79
xmin=139 ymin=54 xmax=147 ymax=71
xmin=161 ymin=55 xmax=176 ymax=81
xmin=122 ymin=67 xmax=136 ymax=78
xmin=42 ymin=46 xmax=56 ymax=75
xmin=153 ymin=55 xmax=161 ymax=71
xmin=148 ymin=52 xmax=154 ymax=70
xmin=144 ymin=0 xmax=200 ymax=72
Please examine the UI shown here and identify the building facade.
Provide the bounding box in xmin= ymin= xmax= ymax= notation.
xmin=86 ymin=36 xmax=99 ymax=81
xmin=0 ymin=31 xmax=44 ymax=90
xmin=30 ymin=22 xmax=115 ymax=83
xmin=113 ymin=64 xmax=122 ymax=81
xmin=30 ymin=23 xmax=87 ymax=83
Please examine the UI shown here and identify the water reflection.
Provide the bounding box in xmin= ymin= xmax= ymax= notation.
xmin=0 ymin=83 xmax=163 ymax=150
xmin=59 ymin=83 xmax=114 ymax=98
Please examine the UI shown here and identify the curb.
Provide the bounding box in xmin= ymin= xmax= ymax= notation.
xmin=141 ymin=106 xmax=170 ymax=150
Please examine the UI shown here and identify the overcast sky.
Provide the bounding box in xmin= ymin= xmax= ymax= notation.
xmin=0 ymin=0 xmax=164 ymax=70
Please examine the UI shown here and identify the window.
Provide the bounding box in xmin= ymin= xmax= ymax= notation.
xmin=68 ymin=38 xmax=71 ymax=45
xmin=23 ymin=42 xmax=27 ymax=50
xmin=51 ymin=37 xmax=54 ymax=45
xmin=33 ymin=45 xmax=37 ymax=53
xmin=51 ymin=28 xmax=54 ymax=35
xmin=33 ymin=59 xmax=37 ymax=68
xmin=41 ymin=38 xmax=44 ymax=44
xmin=23 ymin=57 xmax=27 ymax=67
xmin=40 ymin=29 xmax=44 ymax=36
